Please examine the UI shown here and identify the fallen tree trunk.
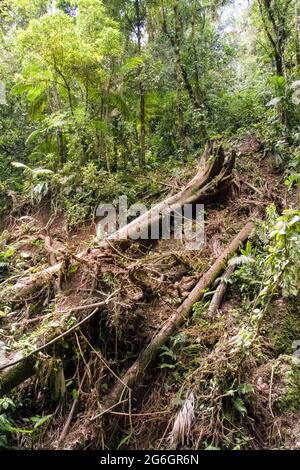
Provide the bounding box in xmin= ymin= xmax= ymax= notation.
xmin=5 ymin=263 xmax=63 ymax=299
xmin=101 ymin=222 xmax=254 ymax=412
xmin=207 ymin=263 xmax=236 ymax=318
xmin=0 ymin=353 xmax=35 ymax=396
xmin=1 ymin=142 xmax=235 ymax=302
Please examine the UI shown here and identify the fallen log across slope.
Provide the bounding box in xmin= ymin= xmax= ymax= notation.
xmin=1 ymin=142 xmax=235 ymax=302
xmin=99 ymin=222 xmax=255 ymax=413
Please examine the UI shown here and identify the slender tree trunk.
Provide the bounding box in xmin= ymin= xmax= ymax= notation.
xmin=173 ymin=3 xmax=199 ymax=110
xmin=163 ymin=2 xmax=207 ymax=141
xmin=52 ymin=85 xmax=66 ymax=168
xmin=175 ymin=51 xmax=185 ymax=142
xmin=56 ymin=127 xmax=66 ymax=168
xmin=191 ymin=15 xmax=202 ymax=106
xmin=259 ymin=0 xmax=288 ymax=127
xmin=296 ymin=0 xmax=300 ymax=68
xmin=139 ymin=86 xmax=146 ymax=169
xmin=136 ymin=0 xmax=146 ymax=170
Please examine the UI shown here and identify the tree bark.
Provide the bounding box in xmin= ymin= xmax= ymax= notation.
xmin=135 ymin=0 xmax=146 ymax=169
xmin=296 ymin=0 xmax=300 ymax=68
xmin=0 ymin=353 xmax=35 ymax=396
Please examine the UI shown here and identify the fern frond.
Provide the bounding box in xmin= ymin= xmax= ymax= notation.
xmin=229 ymin=255 xmax=254 ymax=267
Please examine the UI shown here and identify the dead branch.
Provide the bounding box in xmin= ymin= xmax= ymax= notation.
xmin=207 ymin=264 xmax=236 ymax=318
xmin=242 ymin=180 xmax=263 ymax=196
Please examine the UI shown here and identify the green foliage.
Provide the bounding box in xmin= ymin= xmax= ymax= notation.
xmin=270 ymin=356 xmax=300 ymax=414
xmin=284 ymin=173 xmax=300 ymax=191
xmin=0 ymin=396 xmax=52 ymax=449
xmin=268 ymin=299 xmax=300 ymax=355
xmin=278 ymin=359 xmax=300 ymax=413
xmin=266 ymin=209 xmax=300 ymax=297
xmin=232 ymin=207 xmax=300 ymax=304
xmin=0 ymin=245 xmax=15 ymax=279
xmin=12 ymin=161 xmax=54 ymax=203
xmin=212 ymin=86 xmax=266 ymax=134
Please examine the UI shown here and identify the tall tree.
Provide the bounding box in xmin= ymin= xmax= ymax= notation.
xmin=257 ymin=0 xmax=294 ymax=126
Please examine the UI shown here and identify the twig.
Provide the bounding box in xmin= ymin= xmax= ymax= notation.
xmin=110 ymin=410 xmax=171 ymax=417
xmin=90 ymin=399 xmax=129 ymax=421
xmin=20 ymin=313 xmax=52 ymax=325
xmin=70 ymin=253 xmax=92 ymax=267
xmin=57 ymin=369 xmax=88 ymax=446
xmin=60 ymin=292 xmax=120 ymax=313
xmin=80 ymin=333 xmax=129 ymax=391
xmin=105 ymin=239 xmax=137 ymax=262
xmin=269 ymin=365 xmax=275 ymax=418
xmin=74 ymin=332 xmax=93 ymax=386
xmin=242 ymin=180 xmax=263 ymax=196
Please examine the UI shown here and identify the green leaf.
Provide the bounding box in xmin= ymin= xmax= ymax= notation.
xmin=233 ymin=397 xmax=247 ymax=416
xmin=289 ymin=215 xmax=300 ymax=226
xmin=30 ymin=414 xmax=52 ymax=430
xmin=117 ymin=434 xmax=130 ymax=450
xmin=0 ymin=414 xmax=15 ymax=433
xmin=92 ymin=120 xmax=109 ymax=132
xmin=32 ymin=168 xmax=54 ymax=178
xmin=121 ymin=56 xmax=143 ymax=72
xmin=26 ymin=129 xmax=42 ymax=145
xmin=160 ymin=349 xmax=176 ymax=359
xmin=266 ymin=97 xmax=281 ymax=107
xmin=160 ymin=363 xmax=176 ymax=369
xmin=11 ymin=161 xmax=30 ymax=170
xmin=11 ymin=82 xmax=31 ymax=96
xmin=3 ymin=247 xmax=15 ymax=259
xmin=238 ymin=383 xmax=254 ymax=395
xmin=0 ymin=398 xmax=16 ymax=412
